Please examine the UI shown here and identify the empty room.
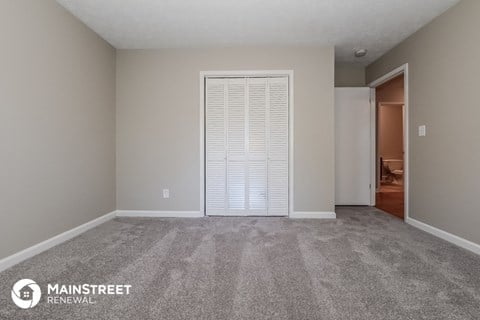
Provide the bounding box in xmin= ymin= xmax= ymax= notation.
xmin=1 ymin=0 xmax=479 ymax=319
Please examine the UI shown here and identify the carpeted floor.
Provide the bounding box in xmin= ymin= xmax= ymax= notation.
xmin=1 ymin=207 xmax=479 ymax=319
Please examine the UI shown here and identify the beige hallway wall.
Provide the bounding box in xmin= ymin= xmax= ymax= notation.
xmin=116 ymin=47 xmax=335 ymax=213
xmin=367 ymin=0 xmax=480 ymax=244
xmin=0 ymin=0 xmax=116 ymax=259
xmin=335 ymin=63 xmax=366 ymax=87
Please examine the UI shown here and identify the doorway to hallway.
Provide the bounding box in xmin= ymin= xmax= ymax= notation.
xmin=374 ymin=75 xmax=405 ymax=219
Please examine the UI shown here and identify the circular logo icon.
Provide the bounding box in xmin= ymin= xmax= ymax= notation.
xmin=11 ymin=279 xmax=41 ymax=309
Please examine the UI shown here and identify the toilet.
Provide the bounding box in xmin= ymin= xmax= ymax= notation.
xmin=382 ymin=159 xmax=404 ymax=184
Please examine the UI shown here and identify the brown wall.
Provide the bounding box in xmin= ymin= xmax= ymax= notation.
xmin=367 ymin=0 xmax=480 ymax=244
xmin=377 ymin=75 xmax=404 ymax=161
xmin=378 ymin=104 xmax=404 ymax=161
xmin=376 ymin=75 xmax=404 ymax=103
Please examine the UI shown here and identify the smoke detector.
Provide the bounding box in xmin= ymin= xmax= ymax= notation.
xmin=354 ymin=49 xmax=368 ymax=58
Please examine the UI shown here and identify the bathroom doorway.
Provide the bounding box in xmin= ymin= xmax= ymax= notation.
xmin=372 ymin=73 xmax=406 ymax=219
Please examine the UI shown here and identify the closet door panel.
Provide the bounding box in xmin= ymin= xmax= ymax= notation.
xmin=206 ymin=161 xmax=226 ymax=214
xmin=227 ymin=161 xmax=246 ymax=211
xmin=247 ymin=78 xmax=268 ymax=213
xmin=267 ymin=161 xmax=288 ymax=216
xmin=227 ymin=79 xmax=246 ymax=160
xmin=267 ymin=78 xmax=289 ymax=216
xmin=248 ymin=79 xmax=267 ymax=160
xmin=248 ymin=161 xmax=267 ymax=212
xmin=226 ymin=79 xmax=247 ymax=213
xmin=205 ymin=79 xmax=227 ymax=214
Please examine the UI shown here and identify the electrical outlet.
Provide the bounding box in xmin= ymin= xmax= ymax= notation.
xmin=418 ymin=125 xmax=426 ymax=137
xmin=163 ymin=189 xmax=169 ymax=198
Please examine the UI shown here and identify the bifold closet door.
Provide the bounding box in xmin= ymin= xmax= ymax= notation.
xmin=205 ymin=79 xmax=227 ymax=215
xmin=226 ymin=79 xmax=247 ymax=215
xmin=206 ymin=77 xmax=288 ymax=216
xmin=267 ymin=78 xmax=289 ymax=216
xmin=247 ymin=78 xmax=268 ymax=215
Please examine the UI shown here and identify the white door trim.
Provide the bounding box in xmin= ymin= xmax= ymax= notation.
xmin=368 ymin=63 xmax=409 ymax=221
xmin=290 ymin=211 xmax=336 ymax=219
xmin=378 ymin=101 xmax=404 ymax=105
xmin=369 ymin=88 xmax=377 ymax=202
xmin=200 ymin=70 xmax=294 ymax=217
xmin=406 ymin=217 xmax=480 ymax=256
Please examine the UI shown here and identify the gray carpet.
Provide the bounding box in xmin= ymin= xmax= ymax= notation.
xmin=1 ymin=207 xmax=479 ymax=320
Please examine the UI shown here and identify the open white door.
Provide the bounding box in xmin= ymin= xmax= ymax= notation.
xmin=335 ymin=88 xmax=371 ymax=205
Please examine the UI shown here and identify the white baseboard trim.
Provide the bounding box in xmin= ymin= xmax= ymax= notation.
xmin=290 ymin=211 xmax=336 ymax=219
xmin=0 ymin=211 xmax=116 ymax=273
xmin=116 ymin=210 xmax=203 ymax=218
xmin=406 ymin=217 xmax=480 ymax=255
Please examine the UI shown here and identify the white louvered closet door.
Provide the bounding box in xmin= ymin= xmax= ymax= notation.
xmin=226 ymin=79 xmax=247 ymax=215
xmin=248 ymin=78 xmax=268 ymax=215
xmin=205 ymin=79 xmax=227 ymax=215
xmin=206 ymin=77 xmax=288 ymax=216
xmin=267 ymin=78 xmax=289 ymax=216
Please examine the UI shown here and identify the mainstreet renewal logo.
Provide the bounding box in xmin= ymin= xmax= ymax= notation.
xmin=11 ymin=279 xmax=42 ymax=309
xmin=11 ymin=279 xmax=131 ymax=308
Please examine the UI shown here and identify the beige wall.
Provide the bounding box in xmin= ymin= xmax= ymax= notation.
xmin=116 ymin=47 xmax=335 ymax=213
xmin=0 ymin=0 xmax=116 ymax=259
xmin=335 ymin=63 xmax=365 ymax=87
xmin=367 ymin=0 xmax=480 ymax=244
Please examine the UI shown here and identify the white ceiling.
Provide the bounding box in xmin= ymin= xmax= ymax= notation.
xmin=57 ymin=0 xmax=460 ymax=65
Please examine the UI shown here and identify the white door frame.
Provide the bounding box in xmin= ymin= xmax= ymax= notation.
xmin=199 ymin=70 xmax=294 ymax=216
xmin=368 ymin=63 xmax=409 ymax=221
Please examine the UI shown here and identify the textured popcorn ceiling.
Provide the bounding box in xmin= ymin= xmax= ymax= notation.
xmin=57 ymin=0 xmax=459 ymax=64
